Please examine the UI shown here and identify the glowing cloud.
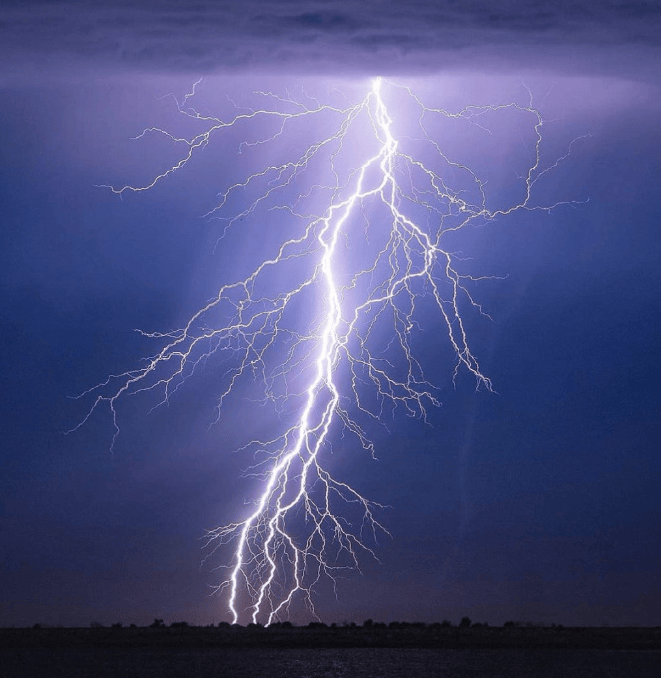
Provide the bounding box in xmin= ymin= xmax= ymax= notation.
xmin=72 ymin=77 xmax=580 ymax=625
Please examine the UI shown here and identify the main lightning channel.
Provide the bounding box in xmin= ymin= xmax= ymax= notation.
xmin=73 ymin=76 xmax=580 ymax=625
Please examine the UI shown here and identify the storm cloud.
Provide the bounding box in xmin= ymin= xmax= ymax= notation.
xmin=2 ymin=0 xmax=660 ymax=79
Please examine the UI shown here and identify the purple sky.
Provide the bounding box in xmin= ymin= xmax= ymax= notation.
xmin=1 ymin=1 xmax=661 ymax=628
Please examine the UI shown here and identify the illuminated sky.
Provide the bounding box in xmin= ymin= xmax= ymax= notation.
xmin=1 ymin=1 xmax=660 ymax=628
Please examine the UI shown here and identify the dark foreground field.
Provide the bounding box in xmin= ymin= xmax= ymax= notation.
xmin=2 ymin=623 xmax=660 ymax=650
xmin=2 ymin=625 xmax=660 ymax=678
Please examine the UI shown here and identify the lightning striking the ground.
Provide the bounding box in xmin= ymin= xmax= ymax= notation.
xmin=73 ymin=77 xmax=578 ymax=625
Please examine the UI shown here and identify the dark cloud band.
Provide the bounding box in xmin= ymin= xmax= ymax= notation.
xmin=1 ymin=1 xmax=660 ymax=78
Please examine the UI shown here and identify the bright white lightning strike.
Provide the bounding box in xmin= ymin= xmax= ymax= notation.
xmin=73 ymin=77 xmax=579 ymax=625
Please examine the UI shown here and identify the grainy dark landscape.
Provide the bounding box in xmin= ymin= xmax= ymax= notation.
xmin=5 ymin=622 xmax=661 ymax=650
xmin=3 ymin=624 xmax=661 ymax=678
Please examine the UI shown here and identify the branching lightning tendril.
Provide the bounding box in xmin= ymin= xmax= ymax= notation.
xmin=72 ymin=77 xmax=579 ymax=625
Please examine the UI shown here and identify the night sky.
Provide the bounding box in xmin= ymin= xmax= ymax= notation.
xmin=2 ymin=1 xmax=660 ymax=629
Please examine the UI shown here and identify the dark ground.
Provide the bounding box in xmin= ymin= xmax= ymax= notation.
xmin=4 ymin=626 xmax=661 ymax=678
xmin=2 ymin=623 xmax=660 ymax=650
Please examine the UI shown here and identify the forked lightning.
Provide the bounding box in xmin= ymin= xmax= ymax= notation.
xmin=73 ymin=77 xmax=579 ymax=625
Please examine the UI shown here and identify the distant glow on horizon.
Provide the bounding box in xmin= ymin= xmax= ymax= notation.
xmin=72 ymin=76 xmax=580 ymax=625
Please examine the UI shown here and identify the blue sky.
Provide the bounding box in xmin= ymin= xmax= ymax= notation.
xmin=1 ymin=1 xmax=660 ymax=627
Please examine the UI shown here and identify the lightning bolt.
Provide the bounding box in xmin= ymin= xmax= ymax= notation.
xmin=72 ymin=77 xmax=581 ymax=625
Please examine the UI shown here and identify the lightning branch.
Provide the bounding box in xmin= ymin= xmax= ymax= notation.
xmin=71 ymin=77 xmax=582 ymax=625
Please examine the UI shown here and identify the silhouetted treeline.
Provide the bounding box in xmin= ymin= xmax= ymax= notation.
xmin=3 ymin=621 xmax=661 ymax=650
